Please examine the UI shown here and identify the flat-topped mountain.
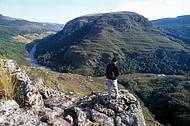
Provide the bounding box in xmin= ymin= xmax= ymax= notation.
xmin=34 ymin=11 xmax=190 ymax=76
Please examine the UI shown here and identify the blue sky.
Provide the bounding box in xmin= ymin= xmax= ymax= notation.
xmin=0 ymin=0 xmax=190 ymax=24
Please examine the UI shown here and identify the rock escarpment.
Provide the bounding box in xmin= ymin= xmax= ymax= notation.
xmin=0 ymin=59 xmax=146 ymax=126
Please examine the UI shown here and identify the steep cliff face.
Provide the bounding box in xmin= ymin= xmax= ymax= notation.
xmin=0 ymin=59 xmax=146 ymax=126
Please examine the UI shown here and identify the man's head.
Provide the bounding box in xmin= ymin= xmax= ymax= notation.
xmin=112 ymin=57 xmax=118 ymax=64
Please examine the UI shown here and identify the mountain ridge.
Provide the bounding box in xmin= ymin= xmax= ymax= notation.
xmin=0 ymin=13 xmax=64 ymax=34
xmin=152 ymin=15 xmax=190 ymax=45
xmin=34 ymin=11 xmax=190 ymax=76
xmin=152 ymin=15 xmax=190 ymax=25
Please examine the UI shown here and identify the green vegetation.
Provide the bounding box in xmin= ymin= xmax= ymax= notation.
xmin=152 ymin=15 xmax=190 ymax=45
xmin=118 ymin=73 xmax=190 ymax=126
xmin=0 ymin=29 xmax=55 ymax=65
xmin=34 ymin=12 xmax=190 ymax=76
xmin=0 ymin=14 xmax=63 ymax=65
xmin=1 ymin=12 xmax=189 ymax=126
xmin=0 ymin=28 xmax=27 ymax=64
xmin=118 ymin=49 xmax=190 ymax=75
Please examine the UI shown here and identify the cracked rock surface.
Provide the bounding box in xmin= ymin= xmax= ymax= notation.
xmin=65 ymin=91 xmax=146 ymax=126
xmin=0 ymin=59 xmax=145 ymax=126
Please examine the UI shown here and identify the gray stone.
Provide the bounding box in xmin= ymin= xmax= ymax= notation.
xmin=0 ymin=59 xmax=146 ymax=126
xmin=91 ymin=109 xmax=115 ymax=126
xmin=68 ymin=89 xmax=146 ymax=126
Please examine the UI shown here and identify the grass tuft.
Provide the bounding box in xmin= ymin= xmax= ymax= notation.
xmin=0 ymin=68 xmax=16 ymax=100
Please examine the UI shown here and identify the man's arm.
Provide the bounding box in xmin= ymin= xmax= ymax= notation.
xmin=114 ymin=66 xmax=119 ymax=78
xmin=106 ymin=64 xmax=109 ymax=76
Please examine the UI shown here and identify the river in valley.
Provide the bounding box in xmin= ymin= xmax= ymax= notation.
xmin=28 ymin=44 xmax=40 ymax=67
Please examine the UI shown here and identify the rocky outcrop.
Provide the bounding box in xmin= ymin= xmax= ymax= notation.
xmin=0 ymin=59 xmax=76 ymax=126
xmin=64 ymin=90 xmax=145 ymax=126
xmin=0 ymin=59 xmax=146 ymax=126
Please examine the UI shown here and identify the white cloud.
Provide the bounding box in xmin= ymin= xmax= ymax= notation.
xmin=118 ymin=0 xmax=190 ymax=20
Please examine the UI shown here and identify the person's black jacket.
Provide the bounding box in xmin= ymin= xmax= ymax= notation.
xmin=106 ymin=63 xmax=119 ymax=80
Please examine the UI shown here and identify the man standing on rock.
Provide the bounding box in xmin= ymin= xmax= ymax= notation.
xmin=106 ymin=57 xmax=119 ymax=99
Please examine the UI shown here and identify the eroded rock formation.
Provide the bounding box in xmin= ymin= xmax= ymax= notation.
xmin=0 ymin=59 xmax=145 ymax=126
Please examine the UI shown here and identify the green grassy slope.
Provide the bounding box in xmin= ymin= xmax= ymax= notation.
xmin=0 ymin=14 xmax=63 ymax=65
xmin=34 ymin=11 xmax=190 ymax=76
xmin=0 ymin=27 xmax=27 ymax=64
xmin=152 ymin=15 xmax=190 ymax=45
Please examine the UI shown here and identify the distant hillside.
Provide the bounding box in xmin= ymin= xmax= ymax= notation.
xmin=0 ymin=13 xmax=64 ymax=64
xmin=0 ymin=13 xmax=64 ymax=34
xmin=152 ymin=15 xmax=190 ymax=44
xmin=34 ymin=11 xmax=190 ymax=76
xmin=152 ymin=15 xmax=190 ymax=25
